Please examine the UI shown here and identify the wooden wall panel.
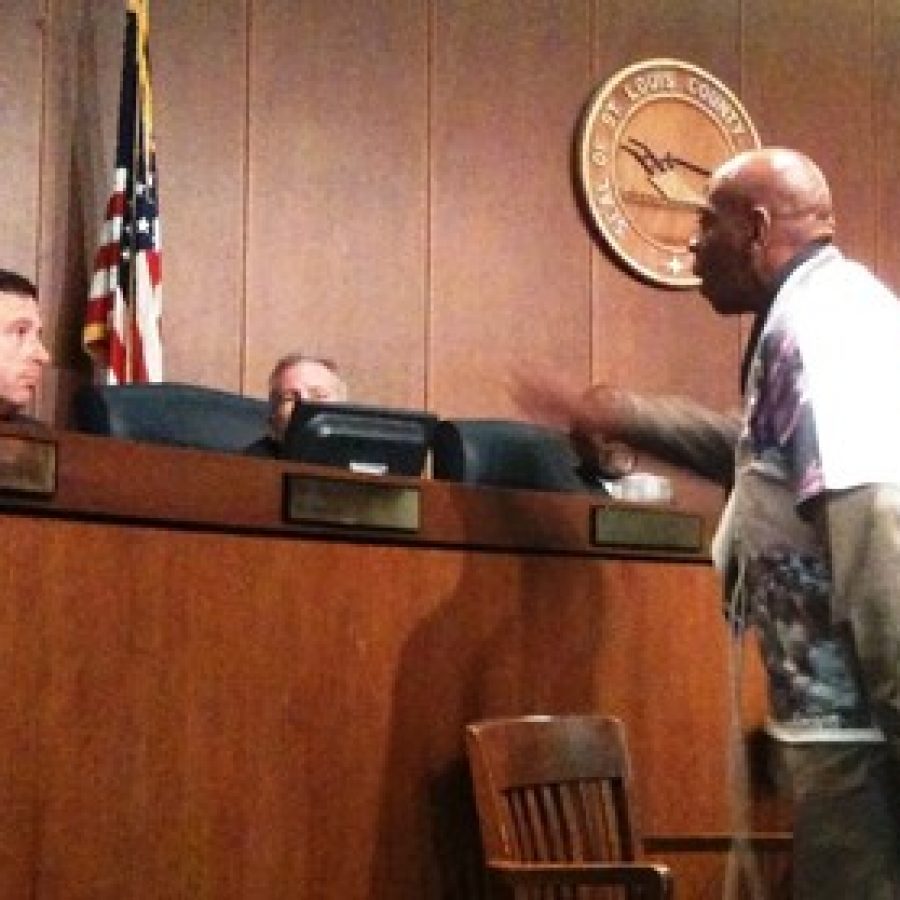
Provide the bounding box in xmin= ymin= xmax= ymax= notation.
xmin=0 ymin=0 xmax=45 ymax=423
xmin=0 ymin=1 xmax=42 ymax=281
xmin=875 ymin=0 xmax=900 ymax=294
xmin=245 ymin=0 xmax=428 ymax=406
xmin=153 ymin=1 xmax=247 ymax=390
xmin=12 ymin=1 xmax=900 ymax=428
xmin=39 ymin=0 xmax=86 ymax=424
xmin=38 ymin=0 xmax=123 ymax=423
xmin=0 ymin=0 xmax=52 ymax=424
xmin=743 ymin=0 xmax=876 ymax=268
xmin=589 ymin=0 xmax=745 ymax=410
xmin=429 ymin=0 xmax=594 ymax=418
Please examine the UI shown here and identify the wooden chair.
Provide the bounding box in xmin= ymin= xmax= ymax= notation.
xmin=465 ymin=714 xmax=672 ymax=899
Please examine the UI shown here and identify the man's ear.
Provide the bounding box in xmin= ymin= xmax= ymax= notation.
xmin=750 ymin=205 xmax=771 ymax=245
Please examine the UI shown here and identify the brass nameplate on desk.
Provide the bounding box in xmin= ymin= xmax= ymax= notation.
xmin=0 ymin=434 xmax=57 ymax=497
xmin=592 ymin=505 xmax=702 ymax=553
xmin=284 ymin=474 xmax=421 ymax=532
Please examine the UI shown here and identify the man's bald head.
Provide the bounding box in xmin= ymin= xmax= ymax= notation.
xmin=713 ymin=148 xmax=835 ymax=246
xmin=692 ymin=148 xmax=836 ymax=315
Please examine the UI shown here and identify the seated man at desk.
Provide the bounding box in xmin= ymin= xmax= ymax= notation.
xmin=0 ymin=269 xmax=50 ymax=423
xmin=244 ymin=352 xmax=348 ymax=458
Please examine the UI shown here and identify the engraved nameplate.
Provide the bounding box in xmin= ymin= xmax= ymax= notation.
xmin=0 ymin=434 xmax=57 ymax=497
xmin=592 ymin=505 xmax=703 ymax=553
xmin=284 ymin=474 xmax=421 ymax=532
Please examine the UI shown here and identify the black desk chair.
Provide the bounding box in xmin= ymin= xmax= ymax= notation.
xmin=71 ymin=382 xmax=268 ymax=454
xmin=432 ymin=419 xmax=607 ymax=494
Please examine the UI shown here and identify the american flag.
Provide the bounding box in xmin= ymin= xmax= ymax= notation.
xmin=84 ymin=0 xmax=162 ymax=384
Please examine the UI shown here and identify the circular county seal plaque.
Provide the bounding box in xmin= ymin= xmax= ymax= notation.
xmin=578 ymin=58 xmax=760 ymax=288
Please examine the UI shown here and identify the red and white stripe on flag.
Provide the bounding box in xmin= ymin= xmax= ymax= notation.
xmin=83 ymin=0 xmax=162 ymax=385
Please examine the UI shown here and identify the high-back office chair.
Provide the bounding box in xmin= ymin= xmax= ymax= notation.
xmin=466 ymin=714 xmax=672 ymax=899
xmin=432 ymin=419 xmax=608 ymax=493
xmin=71 ymin=382 xmax=269 ymax=453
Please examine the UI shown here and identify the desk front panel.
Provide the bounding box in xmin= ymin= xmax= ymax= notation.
xmin=0 ymin=511 xmax=766 ymax=899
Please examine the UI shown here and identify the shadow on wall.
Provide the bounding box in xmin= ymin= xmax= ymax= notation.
xmin=48 ymin=145 xmax=92 ymax=426
xmin=367 ymin=491 xmax=605 ymax=898
xmin=40 ymin=0 xmax=118 ymax=426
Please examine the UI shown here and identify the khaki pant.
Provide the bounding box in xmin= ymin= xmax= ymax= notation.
xmin=777 ymin=742 xmax=900 ymax=900
xmin=825 ymin=486 xmax=900 ymax=764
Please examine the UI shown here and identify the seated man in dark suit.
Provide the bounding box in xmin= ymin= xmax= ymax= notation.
xmin=0 ymin=269 xmax=50 ymax=423
xmin=244 ymin=352 xmax=348 ymax=458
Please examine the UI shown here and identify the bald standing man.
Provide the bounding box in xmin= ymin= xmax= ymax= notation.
xmin=513 ymin=148 xmax=900 ymax=899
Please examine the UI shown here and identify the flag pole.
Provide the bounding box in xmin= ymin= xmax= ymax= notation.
xmin=127 ymin=30 xmax=138 ymax=385
xmin=126 ymin=0 xmax=143 ymax=383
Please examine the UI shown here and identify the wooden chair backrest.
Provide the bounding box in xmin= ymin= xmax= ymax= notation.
xmin=466 ymin=715 xmax=644 ymax=867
